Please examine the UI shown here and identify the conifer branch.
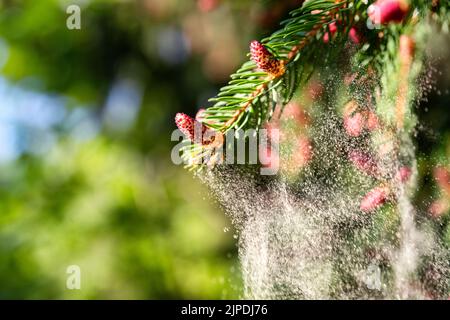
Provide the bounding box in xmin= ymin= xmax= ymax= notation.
xmin=177 ymin=0 xmax=362 ymax=169
xmin=175 ymin=0 xmax=450 ymax=171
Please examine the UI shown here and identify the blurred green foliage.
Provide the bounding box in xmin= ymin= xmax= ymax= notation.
xmin=0 ymin=139 xmax=241 ymax=298
xmin=0 ymin=0 xmax=283 ymax=298
xmin=0 ymin=0 xmax=449 ymax=299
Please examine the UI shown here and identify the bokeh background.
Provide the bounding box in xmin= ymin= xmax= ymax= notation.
xmin=0 ymin=0 xmax=449 ymax=299
xmin=0 ymin=0 xmax=307 ymax=300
